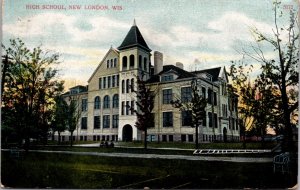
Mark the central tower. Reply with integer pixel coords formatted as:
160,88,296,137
117,20,152,141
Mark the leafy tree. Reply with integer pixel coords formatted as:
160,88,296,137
52,96,68,144
171,78,207,149
1,38,64,149
131,76,155,150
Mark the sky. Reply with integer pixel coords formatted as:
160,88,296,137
2,0,298,90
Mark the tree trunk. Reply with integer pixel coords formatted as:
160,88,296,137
70,131,73,147
58,132,61,145
195,124,199,149
144,129,148,150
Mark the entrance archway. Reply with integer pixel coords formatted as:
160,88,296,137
122,124,133,142
223,127,227,142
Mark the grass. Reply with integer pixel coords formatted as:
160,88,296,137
1,151,297,189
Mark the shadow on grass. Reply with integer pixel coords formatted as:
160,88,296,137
1,151,297,189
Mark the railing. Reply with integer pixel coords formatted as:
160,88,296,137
193,149,271,155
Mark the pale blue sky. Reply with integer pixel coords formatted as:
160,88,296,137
2,0,297,88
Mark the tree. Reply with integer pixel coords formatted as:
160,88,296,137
66,96,81,146
131,76,155,150
52,96,68,144
229,60,279,148
171,78,207,149
1,38,64,150
243,0,298,151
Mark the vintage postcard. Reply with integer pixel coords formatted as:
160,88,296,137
1,0,298,189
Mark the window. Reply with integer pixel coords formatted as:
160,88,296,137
112,75,116,87
202,87,206,99
110,59,113,68
126,101,129,115
214,113,218,128
94,96,100,109
121,101,124,115
208,112,212,127
162,135,167,142
162,75,174,82
214,92,217,105
169,135,173,142
114,58,117,67
131,78,134,92
108,76,111,88
103,77,106,88
208,89,212,104
122,80,125,93
139,55,142,69
103,95,110,109
163,112,173,127
82,99,87,111
163,89,172,104
126,79,130,93
131,101,134,115
188,134,193,142
99,78,102,89
112,115,119,128
144,57,147,71
81,117,87,129
103,115,110,128
112,94,119,108
149,113,155,127
107,60,109,68
117,75,119,86
122,56,127,70
181,134,186,142
94,116,100,129
182,110,192,126
129,54,135,68
181,87,192,103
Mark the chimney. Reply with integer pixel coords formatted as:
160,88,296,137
176,62,184,70
154,51,163,74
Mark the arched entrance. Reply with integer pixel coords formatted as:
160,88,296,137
122,124,133,142
223,127,227,142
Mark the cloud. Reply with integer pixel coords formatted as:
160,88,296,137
3,13,129,44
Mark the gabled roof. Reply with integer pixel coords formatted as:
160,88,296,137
87,47,119,83
118,22,151,52
147,65,195,83
192,67,221,81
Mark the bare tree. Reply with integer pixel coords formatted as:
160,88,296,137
171,78,207,149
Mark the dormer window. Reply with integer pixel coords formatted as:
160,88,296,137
162,75,174,82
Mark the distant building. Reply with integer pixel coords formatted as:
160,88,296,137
58,21,239,143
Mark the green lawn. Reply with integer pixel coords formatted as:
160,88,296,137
1,151,297,189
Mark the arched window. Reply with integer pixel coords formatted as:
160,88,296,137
122,56,127,70
107,60,110,68
110,59,113,68
126,79,130,93
131,78,134,92
130,54,135,68
139,55,142,69
103,95,110,109
122,80,125,93
144,57,147,71
112,94,119,108
94,96,100,109
114,58,117,67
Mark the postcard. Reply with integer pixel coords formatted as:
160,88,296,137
1,0,298,189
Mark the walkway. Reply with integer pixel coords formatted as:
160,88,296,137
2,149,273,163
